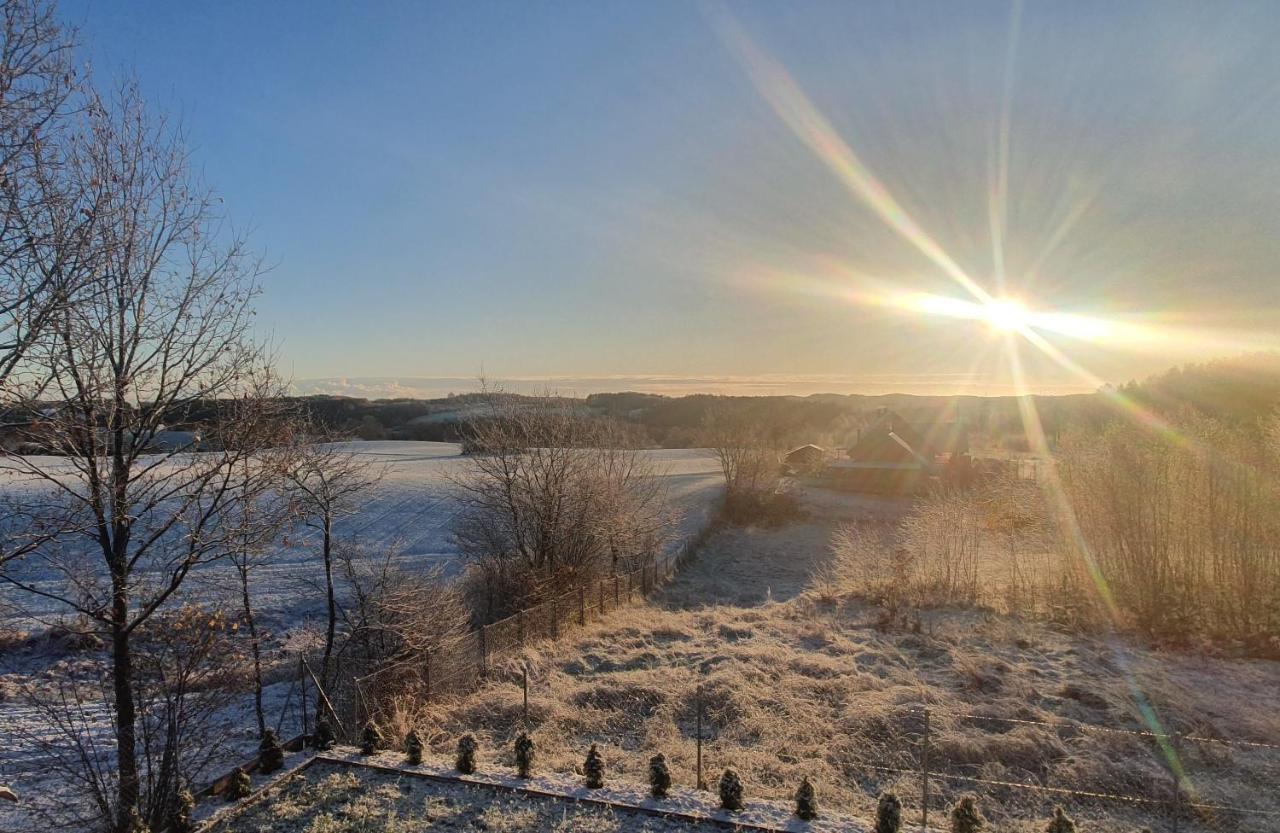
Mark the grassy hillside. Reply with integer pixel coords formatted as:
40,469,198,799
423,489,1280,833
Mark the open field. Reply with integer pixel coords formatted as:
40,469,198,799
0,442,722,830
425,487,1280,833
0,442,722,631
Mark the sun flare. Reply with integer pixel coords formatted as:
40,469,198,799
983,298,1030,332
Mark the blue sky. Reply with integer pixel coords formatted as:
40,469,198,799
62,1,1280,396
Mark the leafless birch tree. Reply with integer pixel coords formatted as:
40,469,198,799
0,81,276,833
283,422,386,685
453,393,672,620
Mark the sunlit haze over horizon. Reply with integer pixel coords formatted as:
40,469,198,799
65,0,1280,398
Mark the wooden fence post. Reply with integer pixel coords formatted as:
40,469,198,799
298,656,309,740
921,707,931,831
579,586,586,626
598,580,605,616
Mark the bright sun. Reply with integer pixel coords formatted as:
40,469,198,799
983,298,1030,332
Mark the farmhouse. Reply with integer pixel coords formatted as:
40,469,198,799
824,409,970,494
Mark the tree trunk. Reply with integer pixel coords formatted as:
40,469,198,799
111,583,139,833
238,562,266,736
321,516,336,686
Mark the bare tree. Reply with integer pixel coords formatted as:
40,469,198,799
0,0,93,393
283,422,386,685
336,543,468,672
212,379,298,737
453,392,672,620
701,402,783,519
0,81,274,833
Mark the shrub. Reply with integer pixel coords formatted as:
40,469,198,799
360,721,383,755
1045,806,1077,833
169,787,196,833
648,753,672,798
258,728,285,774
225,769,251,801
950,796,985,833
875,792,902,833
124,806,151,833
456,734,478,774
514,732,534,778
718,768,744,812
405,728,424,765
794,776,818,820
311,717,336,751
583,744,605,788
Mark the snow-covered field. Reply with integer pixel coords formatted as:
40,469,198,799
0,442,722,632
0,442,723,829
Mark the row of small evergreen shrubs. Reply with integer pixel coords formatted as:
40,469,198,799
325,720,1080,832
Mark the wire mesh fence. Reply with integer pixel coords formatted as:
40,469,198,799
319,536,704,738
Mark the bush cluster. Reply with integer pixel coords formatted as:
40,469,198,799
405,728,423,765
583,744,605,789
259,728,285,773
456,734,478,774
648,753,671,798
718,767,744,812
514,732,535,778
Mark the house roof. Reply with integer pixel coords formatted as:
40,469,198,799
849,410,968,463
785,444,825,459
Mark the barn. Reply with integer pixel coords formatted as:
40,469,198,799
783,444,826,474
823,410,970,494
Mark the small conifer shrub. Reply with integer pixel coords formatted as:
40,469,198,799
794,776,818,820
259,728,285,773
311,717,336,751
1045,806,1077,833
169,787,196,833
648,753,672,798
124,806,150,833
405,728,424,765
950,795,985,833
360,721,383,755
514,732,534,778
718,768,744,812
225,769,251,801
456,734,478,774
875,792,903,833
583,744,605,788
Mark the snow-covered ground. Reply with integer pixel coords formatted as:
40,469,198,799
0,442,723,829
0,442,722,632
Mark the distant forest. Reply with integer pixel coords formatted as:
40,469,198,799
252,352,1280,451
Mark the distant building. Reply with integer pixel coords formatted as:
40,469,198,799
783,444,826,474
823,410,970,494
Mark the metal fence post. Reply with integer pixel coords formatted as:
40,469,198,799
599,580,605,616
921,708,931,831
479,625,488,678
579,586,586,626
523,664,529,727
